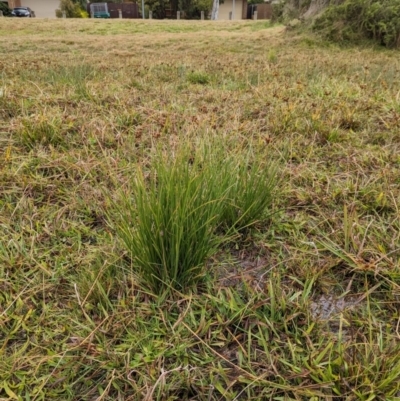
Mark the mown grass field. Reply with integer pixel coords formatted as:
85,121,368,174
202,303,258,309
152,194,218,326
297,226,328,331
1,18,400,400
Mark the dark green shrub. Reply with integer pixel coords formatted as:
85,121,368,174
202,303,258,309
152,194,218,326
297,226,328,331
313,0,400,48
0,2,11,16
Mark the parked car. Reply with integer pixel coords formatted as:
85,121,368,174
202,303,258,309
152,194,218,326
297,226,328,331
11,7,35,17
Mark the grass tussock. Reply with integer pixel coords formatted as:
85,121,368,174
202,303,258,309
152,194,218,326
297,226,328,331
0,19,400,400
112,145,224,295
112,141,278,295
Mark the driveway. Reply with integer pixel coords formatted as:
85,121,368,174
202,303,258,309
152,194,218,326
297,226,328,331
22,0,59,18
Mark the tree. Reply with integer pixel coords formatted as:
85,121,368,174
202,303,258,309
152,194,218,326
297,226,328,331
71,0,87,8
303,0,332,19
145,0,212,19
143,0,168,18
0,2,11,16
211,0,219,19
180,0,212,18
56,0,83,17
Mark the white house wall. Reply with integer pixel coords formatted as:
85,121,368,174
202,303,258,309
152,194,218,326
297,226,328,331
22,0,59,17
218,0,244,20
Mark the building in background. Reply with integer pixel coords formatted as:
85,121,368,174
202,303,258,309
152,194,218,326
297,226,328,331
218,0,248,20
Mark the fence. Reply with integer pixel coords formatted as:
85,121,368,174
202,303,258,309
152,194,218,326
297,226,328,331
108,2,139,18
248,3,272,19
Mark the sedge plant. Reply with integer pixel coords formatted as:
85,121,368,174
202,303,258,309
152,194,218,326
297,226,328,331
113,145,227,295
112,140,279,296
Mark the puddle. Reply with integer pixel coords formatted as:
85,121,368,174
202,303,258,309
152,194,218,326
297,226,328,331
310,294,360,320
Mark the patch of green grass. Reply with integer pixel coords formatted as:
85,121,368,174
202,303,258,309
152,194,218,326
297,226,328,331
16,115,66,149
267,48,277,63
186,70,211,85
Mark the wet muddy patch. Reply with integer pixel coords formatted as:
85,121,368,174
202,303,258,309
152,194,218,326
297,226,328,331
310,294,360,320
